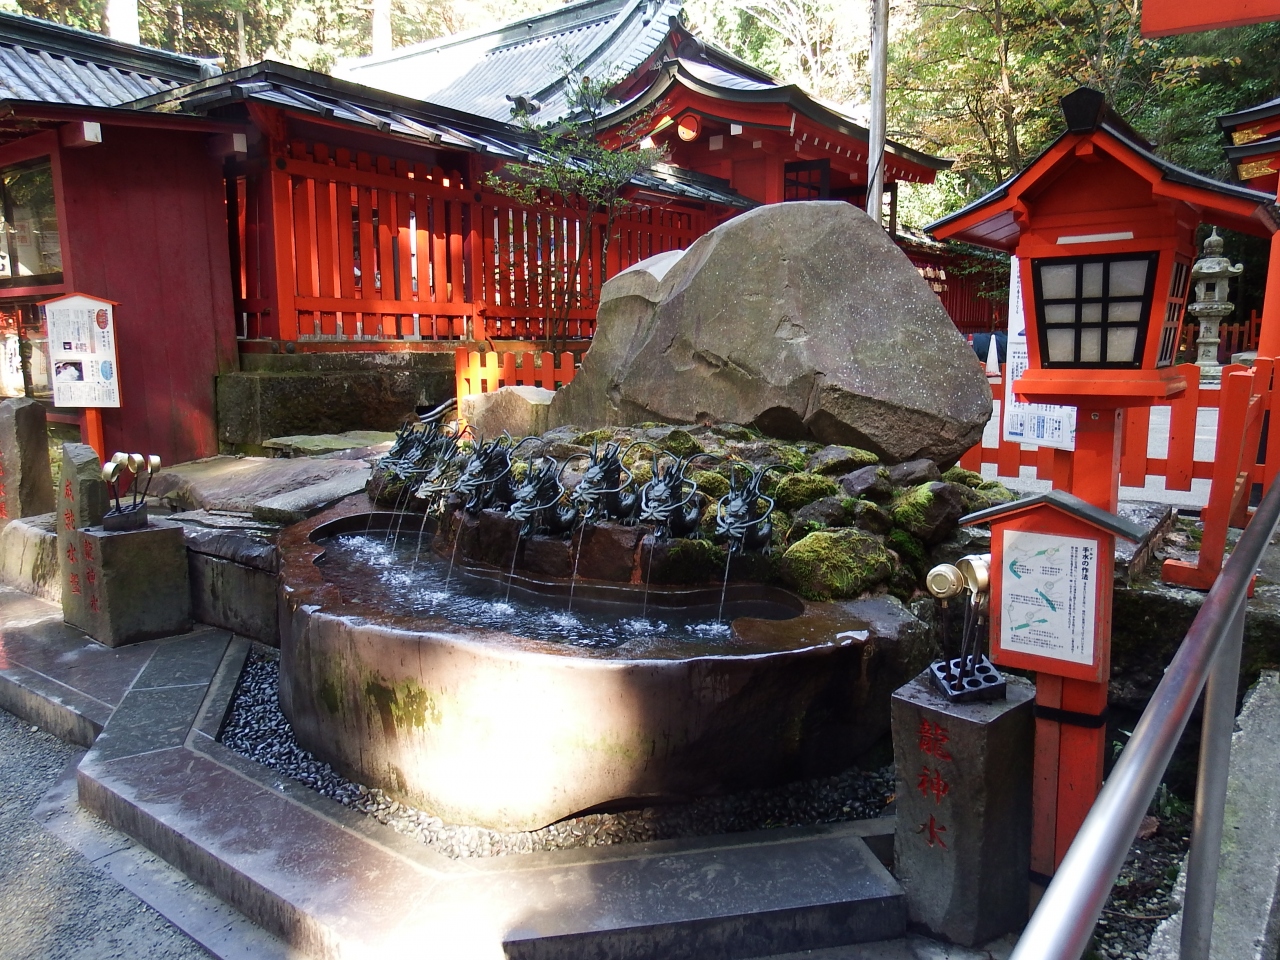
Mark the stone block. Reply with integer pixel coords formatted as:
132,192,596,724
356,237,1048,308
188,552,278,645
57,443,107,628
64,520,192,647
0,397,53,519
251,469,372,524
892,670,1035,946
0,513,60,601
460,385,555,440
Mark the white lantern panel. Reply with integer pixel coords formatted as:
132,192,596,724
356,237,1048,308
1108,301,1143,324
1045,304,1075,324
1046,328,1076,363
1081,302,1103,324
1041,264,1077,299
1107,326,1139,363
1110,259,1149,297
1082,262,1104,298
1079,328,1102,362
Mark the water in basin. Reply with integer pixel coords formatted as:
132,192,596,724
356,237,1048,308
315,531,803,656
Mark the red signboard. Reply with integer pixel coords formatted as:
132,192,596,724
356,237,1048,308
1141,0,1280,36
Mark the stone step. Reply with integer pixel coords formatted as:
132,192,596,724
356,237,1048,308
74,634,906,960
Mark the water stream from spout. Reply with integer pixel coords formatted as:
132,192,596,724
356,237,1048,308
385,482,412,544
641,532,656,619
504,533,523,603
443,516,463,592
716,548,733,625
410,506,433,574
566,521,588,615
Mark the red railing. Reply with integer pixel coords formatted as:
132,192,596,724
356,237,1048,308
231,136,703,345
961,361,1277,588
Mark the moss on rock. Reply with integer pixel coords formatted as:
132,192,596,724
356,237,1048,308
942,466,985,488
807,445,881,475
660,429,703,457
572,428,616,447
691,469,730,500
976,479,1016,506
779,529,894,601
887,528,927,578
773,471,839,512
627,459,653,486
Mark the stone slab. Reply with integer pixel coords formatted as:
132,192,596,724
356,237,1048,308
1150,670,1280,960
262,430,396,458
892,672,1035,946
35,754,294,960
0,511,60,601
148,455,369,513
66,520,192,647
0,396,54,518
461,385,555,440
169,510,280,571
0,585,159,744
74,635,908,960
250,469,372,524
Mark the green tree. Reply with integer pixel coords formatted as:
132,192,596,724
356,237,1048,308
487,61,667,352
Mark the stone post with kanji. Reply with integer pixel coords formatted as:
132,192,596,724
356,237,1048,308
0,397,54,520
892,670,1035,946
58,441,190,646
58,442,107,628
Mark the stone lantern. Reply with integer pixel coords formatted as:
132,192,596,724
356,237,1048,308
1187,228,1242,378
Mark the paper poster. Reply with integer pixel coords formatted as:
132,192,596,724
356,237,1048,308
42,295,120,408
1003,255,1076,450
1000,529,1098,667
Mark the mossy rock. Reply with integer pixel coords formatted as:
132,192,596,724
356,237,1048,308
773,472,839,512
647,536,727,584
660,429,704,457
773,444,809,473
889,481,969,545
807,445,880,475
887,528,927,578
691,469,730,500
941,466,985,488
975,479,1016,507
709,423,756,441
779,529,894,601
628,459,654,486
571,428,616,448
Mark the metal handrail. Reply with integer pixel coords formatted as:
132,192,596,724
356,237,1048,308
1009,477,1280,960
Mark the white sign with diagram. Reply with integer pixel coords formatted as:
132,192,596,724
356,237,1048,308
1000,528,1098,666
1003,255,1077,450
42,294,120,408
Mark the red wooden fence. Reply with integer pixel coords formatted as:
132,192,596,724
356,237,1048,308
231,136,703,346
960,361,1279,588
455,348,578,400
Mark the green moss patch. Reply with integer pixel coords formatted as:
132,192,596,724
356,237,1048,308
660,429,704,457
773,471,839,512
779,529,894,601
690,469,729,500
942,466,985,488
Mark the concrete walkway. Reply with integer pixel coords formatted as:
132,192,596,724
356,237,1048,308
0,709,209,960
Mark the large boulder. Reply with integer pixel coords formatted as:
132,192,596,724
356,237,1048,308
548,202,991,464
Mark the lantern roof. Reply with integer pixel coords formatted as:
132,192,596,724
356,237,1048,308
960,489,1147,541
928,87,1279,250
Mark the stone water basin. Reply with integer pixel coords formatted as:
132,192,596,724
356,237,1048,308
278,495,936,832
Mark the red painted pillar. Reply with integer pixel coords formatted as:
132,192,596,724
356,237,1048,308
1256,229,1280,360
1032,404,1122,883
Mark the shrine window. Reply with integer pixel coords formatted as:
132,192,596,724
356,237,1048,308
1031,253,1158,367
0,158,62,288
784,159,830,201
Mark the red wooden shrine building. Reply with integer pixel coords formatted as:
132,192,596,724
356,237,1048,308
0,1,997,464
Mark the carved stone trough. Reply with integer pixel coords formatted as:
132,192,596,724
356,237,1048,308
277,495,934,832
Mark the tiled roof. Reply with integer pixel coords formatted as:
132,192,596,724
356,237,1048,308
129,62,756,209
0,11,212,107
337,0,682,124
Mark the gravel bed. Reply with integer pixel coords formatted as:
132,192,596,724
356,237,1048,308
1092,810,1191,960
221,646,895,860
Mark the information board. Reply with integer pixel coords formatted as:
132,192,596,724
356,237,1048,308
999,528,1098,667
1003,255,1076,450
41,295,120,408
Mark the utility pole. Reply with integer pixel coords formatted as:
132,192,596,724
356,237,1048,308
105,0,140,45
372,0,392,57
866,0,889,226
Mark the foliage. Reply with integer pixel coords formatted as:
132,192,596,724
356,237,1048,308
485,57,667,351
